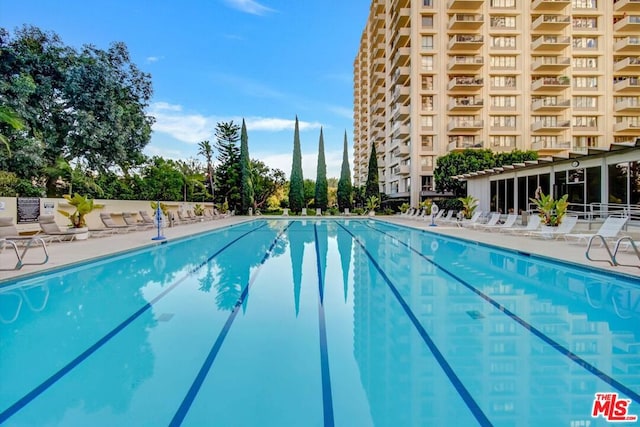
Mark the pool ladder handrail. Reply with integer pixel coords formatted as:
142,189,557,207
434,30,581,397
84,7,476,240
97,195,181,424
0,237,50,271
585,234,640,268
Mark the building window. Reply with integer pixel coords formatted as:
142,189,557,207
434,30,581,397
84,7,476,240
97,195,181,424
421,95,434,111
490,135,516,148
572,0,597,9
421,56,434,71
421,35,434,50
490,75,517,88
490,0,516,8
574,76,598,88
609,162,640,205
423,0,433,7
421,15,434,28
421,135,434,150
572,116,597,127
490,115,516,128
572,56,597,69
573,96,598,109
572,16,597,29
573,136,598,149
491,36,516,48
490,15,516,28
420,116,433,131
573,37,597,49
421,75,434,90
491,95,516,107
490,55,517,69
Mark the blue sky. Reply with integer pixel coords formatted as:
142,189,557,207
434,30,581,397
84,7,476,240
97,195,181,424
0,0,370,178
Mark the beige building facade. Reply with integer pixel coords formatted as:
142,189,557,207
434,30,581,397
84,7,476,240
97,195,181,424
353,0,640,207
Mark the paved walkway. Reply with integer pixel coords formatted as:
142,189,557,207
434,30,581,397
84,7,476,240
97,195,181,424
1,215,639,284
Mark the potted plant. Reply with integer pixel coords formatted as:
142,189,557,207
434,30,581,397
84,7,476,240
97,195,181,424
529,191,569,227
399,202,410,214
458,195,479,220
420,198,433,215
57,193,103,239
366,195,380,216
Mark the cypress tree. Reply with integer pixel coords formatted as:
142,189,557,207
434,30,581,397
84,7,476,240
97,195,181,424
365,142,379,200
288,116,305,213
240,119,254,214
314,127,328,210
337,130,352,210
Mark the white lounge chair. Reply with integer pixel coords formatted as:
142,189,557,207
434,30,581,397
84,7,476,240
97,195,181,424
343,208,350,216
282,208,289,216
480,213,518,231
301,208,307,216
563,216,628,245
500,214,541,234
472,212,501,229
527,215,578,240
316,208,322,216
459,211,483,228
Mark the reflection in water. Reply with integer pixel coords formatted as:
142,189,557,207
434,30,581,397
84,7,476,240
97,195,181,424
336,222,353,303
349,221,640,426
315,222,328,303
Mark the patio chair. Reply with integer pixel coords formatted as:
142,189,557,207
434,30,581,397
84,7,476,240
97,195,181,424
471,212,501,230
301,208,307,216
480,213,518,231
436,210,456,224
459,211,483,228
139,210,157,226
316,208,322,216
123,212,155,230
563,216,628,245
37,215,84,241
526,215,578,240
500,214,541,234
282,208,289,216
176,211,196,224
99,213,137,233
343,208,350,216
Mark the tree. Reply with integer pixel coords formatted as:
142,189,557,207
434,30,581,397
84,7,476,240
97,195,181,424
197,140,215,203
214,121,241,210
139,157,184,201
288,116,304,213
337,131,352,211
0,26,154,195
303,179,315,207
239,119,254,214
250,159,286,209
314,127,328,210
365,143,379,200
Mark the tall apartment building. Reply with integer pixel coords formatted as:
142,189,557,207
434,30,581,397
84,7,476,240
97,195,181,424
353,0,640,206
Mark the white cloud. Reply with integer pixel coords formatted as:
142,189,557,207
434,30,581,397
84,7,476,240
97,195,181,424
223,0,275,15
246,117,322,132
146,56,163,63
327,105,353,120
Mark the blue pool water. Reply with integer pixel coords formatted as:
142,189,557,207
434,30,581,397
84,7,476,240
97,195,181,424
1,219,639,426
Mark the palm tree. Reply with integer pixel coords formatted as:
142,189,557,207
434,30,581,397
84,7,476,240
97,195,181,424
198,140,215,204
0,105,24,156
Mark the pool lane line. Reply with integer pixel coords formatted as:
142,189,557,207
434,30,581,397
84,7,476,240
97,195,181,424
313,224,335,427
169,222,293,427
361,221,640,405
335,222,492,427
0,222,271,424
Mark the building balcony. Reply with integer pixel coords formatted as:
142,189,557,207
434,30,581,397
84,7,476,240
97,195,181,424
394,7,411,27
373,57,385,72
531,98,570,111
372,115,384,128
392,47,411,67
448,97,484,111
531,0,570,11
448,35,484,50
392,105,410,120
614,16,640,32
614,56,640,72
448,56,484,71
391,164,411,176
447,119,484,131
531,56,571,72
531,14,570,31
392,144,411,157
614,37,640,52
373,71,385,85
393,125,410,138
531,36,571,51
373,101,385,113
447,0,484,10
393,66,410,85
448,14,484,30
392,27,410,48
447,76,483,91
531,77,570,91
530,120,571,131
614,98,640,112
614,78,640,92
614,120,640,131
393,85,410,101
447,140,484,151
614,0,640,12
531,140,570,151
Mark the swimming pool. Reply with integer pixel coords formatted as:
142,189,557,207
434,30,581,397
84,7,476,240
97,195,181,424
1,218,639,426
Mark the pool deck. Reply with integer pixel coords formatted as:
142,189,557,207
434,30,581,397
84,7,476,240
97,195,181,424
1,215,639,283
